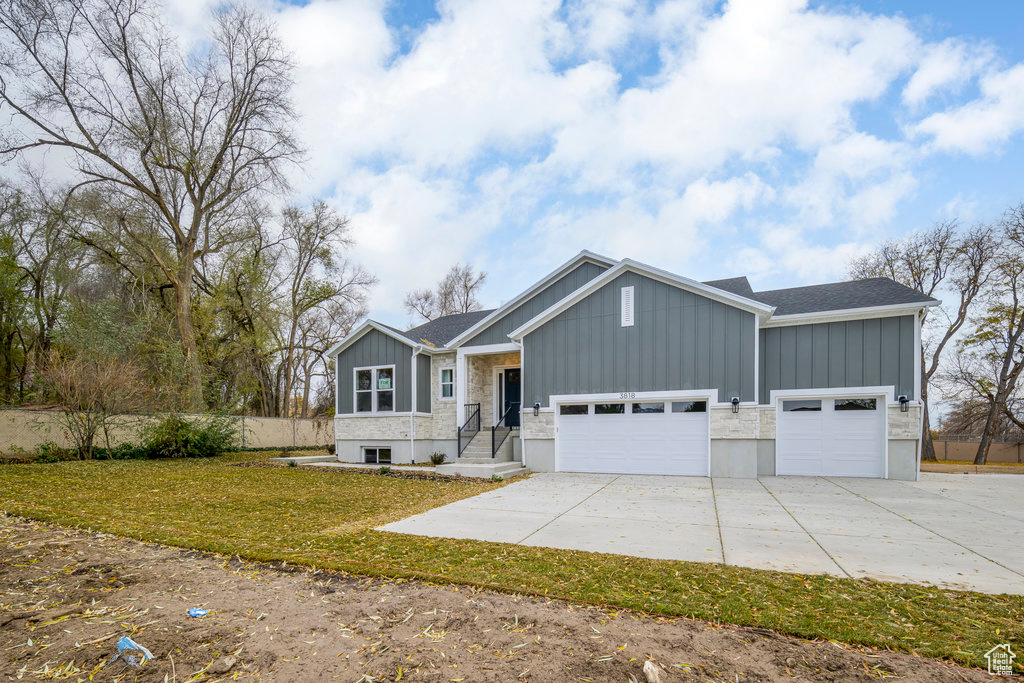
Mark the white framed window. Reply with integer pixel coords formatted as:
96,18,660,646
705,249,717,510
621,286,634,327
439,367,455,400
363,447,391,464
354,365,395,413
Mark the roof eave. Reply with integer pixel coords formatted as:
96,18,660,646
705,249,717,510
327,319,423,358
446,250,618,348
508,259,775,341
761,300,940,328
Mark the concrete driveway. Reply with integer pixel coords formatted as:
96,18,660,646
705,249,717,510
380,473,1024,594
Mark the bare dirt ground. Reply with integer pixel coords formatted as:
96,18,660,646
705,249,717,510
1,515,991,682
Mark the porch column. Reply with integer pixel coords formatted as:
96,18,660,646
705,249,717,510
456,348,467,427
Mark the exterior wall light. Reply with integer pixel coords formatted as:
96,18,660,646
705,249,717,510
533,402,541,417
730,396,740,413
898,395,909,413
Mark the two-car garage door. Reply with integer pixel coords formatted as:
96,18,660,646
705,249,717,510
776,396,886,478
556,399,709,476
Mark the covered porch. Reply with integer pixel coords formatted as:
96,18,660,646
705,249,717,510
454,345,522,462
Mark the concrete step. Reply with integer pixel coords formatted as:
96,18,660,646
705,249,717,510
458,456,514,464
435,461,529,479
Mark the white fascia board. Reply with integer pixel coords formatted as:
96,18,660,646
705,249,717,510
446,250,618,348
326,320,426,358
509,259,775,341
761,301,940,328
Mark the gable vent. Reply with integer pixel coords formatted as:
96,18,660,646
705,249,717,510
621,286,634,327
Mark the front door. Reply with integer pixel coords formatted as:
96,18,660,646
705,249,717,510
503,368,521,427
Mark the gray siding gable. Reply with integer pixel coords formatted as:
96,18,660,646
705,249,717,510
523,271,756,407
335,328,415,414
464,261,609,347
758,315,916,403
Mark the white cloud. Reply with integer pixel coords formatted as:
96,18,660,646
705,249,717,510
902,39,992,108
911,64,1024,155
26,0,1024,318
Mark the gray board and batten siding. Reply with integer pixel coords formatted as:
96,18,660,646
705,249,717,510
463,261,609,346
758,315,916,404
336,329,415,414
416,353,431,413
522,271,757,407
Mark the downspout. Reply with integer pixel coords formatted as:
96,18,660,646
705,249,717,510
410,346,420,464
514,338,525,469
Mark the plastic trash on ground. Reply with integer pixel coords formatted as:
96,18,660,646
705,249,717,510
108,635,154,671
188,607,208,617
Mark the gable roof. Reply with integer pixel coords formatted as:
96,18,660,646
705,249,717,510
703,276,754,298
509,259,776,341
404,309,495,348
446,250,618,348
326,319,421,359
753,278,939,316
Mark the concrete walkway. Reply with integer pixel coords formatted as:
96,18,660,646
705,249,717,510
379,472,1024,594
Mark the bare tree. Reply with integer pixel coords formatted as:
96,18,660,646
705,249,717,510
848,222,997,461
404,263,487,322
38,351,147,458
274,201,374,416
948,206,1024,464
0,0,301,409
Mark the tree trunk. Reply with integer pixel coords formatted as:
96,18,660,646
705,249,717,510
974,397,1001,465
173,253,204,411
921,402,937,461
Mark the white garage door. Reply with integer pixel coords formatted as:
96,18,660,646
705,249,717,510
557,399,709,476
776,397,886,477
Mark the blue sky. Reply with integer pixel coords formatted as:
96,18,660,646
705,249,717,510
242,0,1024,327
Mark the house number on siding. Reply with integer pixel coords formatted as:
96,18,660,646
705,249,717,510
619,392,635,399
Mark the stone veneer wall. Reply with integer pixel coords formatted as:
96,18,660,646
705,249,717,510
430,352,457,440
467,352,520,429
521,410,554,439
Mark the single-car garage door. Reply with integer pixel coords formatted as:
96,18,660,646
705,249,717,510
556,399,709,476
776,396,886,477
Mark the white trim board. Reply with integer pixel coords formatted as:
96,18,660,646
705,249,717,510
447,250,618,348
327,319,425,358
509,259,775,341
761,302,938,328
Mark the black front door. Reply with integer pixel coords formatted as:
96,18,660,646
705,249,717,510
503,368,521,427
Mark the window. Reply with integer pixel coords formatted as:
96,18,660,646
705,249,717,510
783,400,821,412
559,404,588,416
595,403,625,414
363,447,391,464
671,400,707,413
632,402,665,414
440,367,454,399
835,398,876,411
354,366,395,413
621,286,634,327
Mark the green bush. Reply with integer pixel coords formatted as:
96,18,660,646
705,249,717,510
93,443,150,461
142,414,237,459
379,465,391,474
34,442,69,463
429,451,447,465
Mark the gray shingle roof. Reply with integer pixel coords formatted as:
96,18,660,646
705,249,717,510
751,278,938,316
703,276,755,298
404,309,495,347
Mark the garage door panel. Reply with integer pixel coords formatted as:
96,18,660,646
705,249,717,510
558,400,708,476
777,396,885,478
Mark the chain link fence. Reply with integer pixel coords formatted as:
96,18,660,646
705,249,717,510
0,409,333,454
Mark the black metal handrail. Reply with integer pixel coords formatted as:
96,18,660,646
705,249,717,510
491,401,520,458
457,403,481,456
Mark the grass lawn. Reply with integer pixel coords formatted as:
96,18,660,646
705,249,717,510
1,453,1021,672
